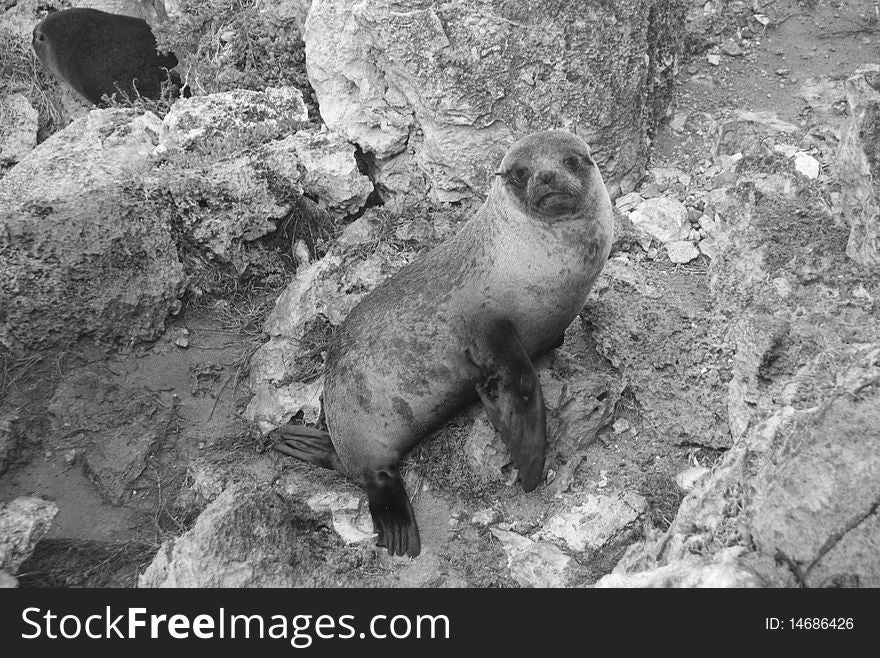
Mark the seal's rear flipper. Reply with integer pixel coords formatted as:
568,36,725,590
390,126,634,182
468,318,547,492
275,424,342,471
366,468,421,558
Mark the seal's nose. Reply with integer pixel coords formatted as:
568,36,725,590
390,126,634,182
32,27,44,46
536,169,557,185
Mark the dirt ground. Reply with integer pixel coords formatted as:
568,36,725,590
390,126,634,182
2,0,877,586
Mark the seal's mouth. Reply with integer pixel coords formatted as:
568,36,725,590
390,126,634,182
530,188,580,216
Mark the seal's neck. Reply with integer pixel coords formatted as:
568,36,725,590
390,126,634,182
482,179,595,248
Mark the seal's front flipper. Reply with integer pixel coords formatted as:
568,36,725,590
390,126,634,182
275,424,342,471
365,468,421,558
468,318,547,492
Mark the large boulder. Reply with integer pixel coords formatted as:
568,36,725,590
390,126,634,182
838,65,880,268
149,88,370,274
0,109,185,355
138,484,355,587
305,0,685,203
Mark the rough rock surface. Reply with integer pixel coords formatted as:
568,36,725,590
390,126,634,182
837,65,880,268
595,547,769,587
0,93,38,165
490,528,572,588
0,497,59,575
539,491,646,553
160,86,309,152
604,129,880,587
629,197,690,249
305,0,685,202
0,109,185,355
138,484,353,587
147,127,370,272
665,239,700,263
713,110,799,158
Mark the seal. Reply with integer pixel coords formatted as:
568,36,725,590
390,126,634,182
32,8,182,106
277,130,614,557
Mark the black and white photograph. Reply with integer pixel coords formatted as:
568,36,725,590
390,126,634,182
0,0,877,646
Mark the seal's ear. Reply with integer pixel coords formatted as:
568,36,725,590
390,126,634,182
467,318,547,491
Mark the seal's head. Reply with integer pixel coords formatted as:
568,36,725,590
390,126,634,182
32,15,63,81
495,130,600,221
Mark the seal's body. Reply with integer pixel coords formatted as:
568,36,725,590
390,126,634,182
278,130,613,557
32,8,181,106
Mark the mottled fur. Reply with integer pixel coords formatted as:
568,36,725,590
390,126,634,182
280,130,614,557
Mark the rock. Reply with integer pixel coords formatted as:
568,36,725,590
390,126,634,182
160,86,309,152
793,152,821,179
650,167,685,191
609,175,880,587
665,240,700,264
471,507,500,526
798,75,849,138
675,465,710,492
707,52,720,66
0,109,185,355
669,110,689,132
138,485,350,587
727,315,791,441
305,0,685,202
698,214,718,235
305,491,375,545
713,110,799,159
286,129,374,217
639,182,661,198
0,414,18,476
539,491,646,552
629,197,690,249
711,171,738,188
749,387,880,587
614,191,644,213
595,548,766,587
490,528,573,587
0,93,38,164
837,65,880,268
721,38,744,57
0,497,59,575
146,125,370,272
612,418,631,434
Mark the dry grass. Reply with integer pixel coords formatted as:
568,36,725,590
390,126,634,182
0,29,64,140
15,538,158,588
100,71,185,118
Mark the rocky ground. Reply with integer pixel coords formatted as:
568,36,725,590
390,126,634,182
1,0,878,587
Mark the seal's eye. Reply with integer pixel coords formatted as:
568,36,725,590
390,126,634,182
563,156,581,171
511,167,529,184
